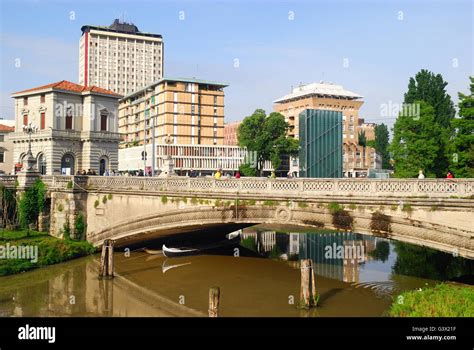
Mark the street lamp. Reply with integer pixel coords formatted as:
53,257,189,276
22,123,38,172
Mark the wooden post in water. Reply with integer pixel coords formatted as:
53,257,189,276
310,259,318,306
107,240,115,277
208,287,220,317
300,259,311,308
99,239,109,277
300,258,318,308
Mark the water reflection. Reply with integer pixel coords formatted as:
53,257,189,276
0,226,472,317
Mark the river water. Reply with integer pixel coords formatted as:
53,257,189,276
1,225,472,317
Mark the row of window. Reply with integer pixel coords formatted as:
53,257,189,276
21,114,109,131
23,94,45,106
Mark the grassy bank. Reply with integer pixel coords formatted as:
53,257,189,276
390,283,474,317
0,230,96,276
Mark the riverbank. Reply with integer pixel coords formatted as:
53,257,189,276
390,283,474,317
0,230,96,276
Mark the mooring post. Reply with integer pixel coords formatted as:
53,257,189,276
208,287,220,317
99,239,109,277
300,259,311,308
107,240,115,278
310,259,318,306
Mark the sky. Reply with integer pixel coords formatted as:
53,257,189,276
0,0,472,131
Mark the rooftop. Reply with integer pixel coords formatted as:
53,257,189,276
273,82,363,103
122,77,229,100
0,124,15,132
11,80,123,98
81,19,162,39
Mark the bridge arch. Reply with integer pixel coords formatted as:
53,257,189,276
87,202,473,259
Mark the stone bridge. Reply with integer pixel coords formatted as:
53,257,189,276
2,175,474,259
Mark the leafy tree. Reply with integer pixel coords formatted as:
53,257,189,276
238,109,299,176
450,77,474,177
390,101,443,177
373,123,391,169
404,69,455,128
18,179,46,230
238,163,257,177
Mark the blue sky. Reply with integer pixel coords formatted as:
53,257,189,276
0,0,472,129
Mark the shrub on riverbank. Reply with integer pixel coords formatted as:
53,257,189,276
390,283,474,317
0,230,96,276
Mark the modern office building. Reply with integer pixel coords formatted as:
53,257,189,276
118,77,227,148
274,82,379,177
79,19,163,95
118,143,272,175
299,109,343,178
10,80,122,175
223,121,241,146
0,122,15,174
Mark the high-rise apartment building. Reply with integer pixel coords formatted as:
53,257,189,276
223,121,241,146
79,19,163,96
119,77,227,147
274,82,380,177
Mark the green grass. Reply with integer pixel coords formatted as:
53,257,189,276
0,230,96,276
263,200,278,206
390,283,474,317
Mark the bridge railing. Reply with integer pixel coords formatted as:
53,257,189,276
0,175,472,198
83,176,474,198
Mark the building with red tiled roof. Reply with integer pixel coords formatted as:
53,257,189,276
0,122,15,174
10,80,122,175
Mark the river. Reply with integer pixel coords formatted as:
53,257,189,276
0,225,472,317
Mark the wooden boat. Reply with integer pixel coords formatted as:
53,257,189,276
144,248,163,255
162,236,240,258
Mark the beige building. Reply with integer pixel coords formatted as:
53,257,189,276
10,80,122,175
0,122,15,174
79,19,163,96
223,121,241,146
273,82,380,177
119,77,227,147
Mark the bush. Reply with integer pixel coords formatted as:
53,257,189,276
390,284,474,317
75,213,86,240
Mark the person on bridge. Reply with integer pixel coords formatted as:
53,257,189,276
214,169,222,180
418,170,425,179
447,170,455,179
235,171,241,179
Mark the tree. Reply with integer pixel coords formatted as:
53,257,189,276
18,179,46,230
450,77,474,177
392,70,455,177
390,101,443,178
404,69,455,128
238,109,299,176
374,123,391,169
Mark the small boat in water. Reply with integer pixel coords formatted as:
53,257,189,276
162,236,240,258
144,248,163,255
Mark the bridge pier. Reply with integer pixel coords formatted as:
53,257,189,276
49,191,87,240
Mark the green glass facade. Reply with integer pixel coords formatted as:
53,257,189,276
299,109,343,178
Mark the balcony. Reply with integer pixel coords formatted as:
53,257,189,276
10,129,122,143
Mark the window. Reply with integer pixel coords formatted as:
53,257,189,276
40,112,45,130
0,135,4,142
100,113,107,131
23,97,28,106
23,115,28,126
40,94,45,103
65,109,73,130
0,152,4,163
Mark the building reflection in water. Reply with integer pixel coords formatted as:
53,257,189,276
242,229,379,283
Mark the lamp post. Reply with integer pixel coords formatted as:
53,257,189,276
22,123,38,172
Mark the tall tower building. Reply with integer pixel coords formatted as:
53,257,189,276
79,19,163,96
274,82,380,177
